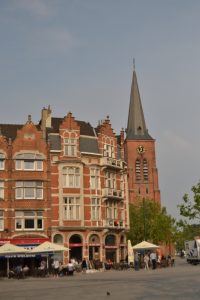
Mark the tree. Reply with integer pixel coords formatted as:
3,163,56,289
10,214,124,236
127,199,176,246
178,181,200,221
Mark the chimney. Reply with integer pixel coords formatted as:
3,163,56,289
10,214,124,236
41,106,52,139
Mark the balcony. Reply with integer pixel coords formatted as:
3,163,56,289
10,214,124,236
102,188,124,200
100,157,123,169
103,219,125,228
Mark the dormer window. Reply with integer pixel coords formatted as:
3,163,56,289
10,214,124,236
15,153,44,171
0,153,5,170
64,138,77,157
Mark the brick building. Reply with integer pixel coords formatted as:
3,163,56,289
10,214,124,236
0,112,129,263
125,68,160,204
0,68,160,263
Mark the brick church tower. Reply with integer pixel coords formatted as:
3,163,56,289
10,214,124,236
125,67,160,204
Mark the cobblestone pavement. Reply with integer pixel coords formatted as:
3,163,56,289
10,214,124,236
1,258,200,300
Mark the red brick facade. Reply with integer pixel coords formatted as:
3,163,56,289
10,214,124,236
0,69,160,263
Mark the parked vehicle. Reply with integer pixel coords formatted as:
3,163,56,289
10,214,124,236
185,239,200,264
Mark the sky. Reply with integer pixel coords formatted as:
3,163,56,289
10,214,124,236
1,0,200,219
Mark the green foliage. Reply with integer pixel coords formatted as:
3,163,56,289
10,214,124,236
127,199,176,245
178,181,200,221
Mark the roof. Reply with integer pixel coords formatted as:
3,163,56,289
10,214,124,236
126,70,153,140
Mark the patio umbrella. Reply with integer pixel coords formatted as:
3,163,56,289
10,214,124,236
31,241,69,253
132,241,159,250
0,243,29,276
127,240,134,264
31,242,69,269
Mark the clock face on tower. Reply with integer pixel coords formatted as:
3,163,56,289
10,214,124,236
137,145,145,154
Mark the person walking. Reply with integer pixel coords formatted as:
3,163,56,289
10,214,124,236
81,258,87,273
144,253,150,270
134,251,140,271
150,251,157,270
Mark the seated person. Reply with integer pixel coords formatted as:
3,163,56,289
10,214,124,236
22,265,30,276
15,265,23,279
8,269,15,279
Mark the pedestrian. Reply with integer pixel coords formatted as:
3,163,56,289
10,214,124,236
134,251,139,271
144,253,150,270
52,258,60,277
150,251,157,269
81,258,87,273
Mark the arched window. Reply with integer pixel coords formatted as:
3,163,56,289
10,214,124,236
105,235,116,246
15,153,44,171
53,234,63,244
143,159,148,182
135,159,141,181
62,167,80,188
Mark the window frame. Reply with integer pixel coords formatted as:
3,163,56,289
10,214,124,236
15,211,43,231
91,198,100,220
63,196,80,220
64,138,77,157
0,210,4,231
15,181,43,200
62,167,80,188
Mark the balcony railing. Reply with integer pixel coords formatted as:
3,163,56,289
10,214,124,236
103,219,124,228
101,157,123,169
102,188,124,199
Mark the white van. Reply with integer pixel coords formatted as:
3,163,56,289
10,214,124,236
185,239,200,264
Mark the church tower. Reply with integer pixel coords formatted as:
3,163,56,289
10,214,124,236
125,67,160,204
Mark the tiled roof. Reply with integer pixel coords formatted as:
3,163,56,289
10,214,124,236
49,118,95,136
0,124,23,140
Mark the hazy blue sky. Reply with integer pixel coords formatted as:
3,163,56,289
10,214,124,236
1,0,200,219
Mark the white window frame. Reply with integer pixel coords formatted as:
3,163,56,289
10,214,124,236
15,153,43,171
106,200,118,220
64,138,77,157
0,153,5,170
62,167,80,188
91,198,100,220
105,172,116,189
63,197,80,220
103,144,114,158
15,181,43,199
0,181,4,200
15,211,43,231
90,168,100,189
0,210,4,231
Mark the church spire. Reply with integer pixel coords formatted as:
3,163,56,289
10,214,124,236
126,67,153,140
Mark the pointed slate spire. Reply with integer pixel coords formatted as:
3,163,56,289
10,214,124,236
126,66,153,140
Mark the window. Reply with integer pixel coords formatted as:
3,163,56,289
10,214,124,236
106,200,118,220
91,198,100,220
0,211,4,231
103,144,114,158
15,153,43,171
135,159,141,181
105,172,116,189
62,167,80,188
120,202,124,221
15,181,43,199
90,168,100,189
64,138,77,156
143,159,148,181
63,197,80,220
15,211,43,231
0,153,5,170
0,181,4,199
